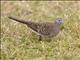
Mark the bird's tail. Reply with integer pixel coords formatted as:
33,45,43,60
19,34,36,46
8,16,29,24
8,16,38,32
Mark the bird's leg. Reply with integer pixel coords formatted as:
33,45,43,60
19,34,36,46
39,35,42,41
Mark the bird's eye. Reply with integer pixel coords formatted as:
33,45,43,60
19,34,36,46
59,20,61,21
58,20,61,22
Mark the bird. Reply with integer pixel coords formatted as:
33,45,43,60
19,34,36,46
8,16,63,41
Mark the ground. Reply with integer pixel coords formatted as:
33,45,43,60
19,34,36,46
1,1,80,60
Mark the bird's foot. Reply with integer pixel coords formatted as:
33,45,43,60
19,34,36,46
38,35,42,41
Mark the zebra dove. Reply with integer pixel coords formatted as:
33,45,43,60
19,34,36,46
8,16,63,40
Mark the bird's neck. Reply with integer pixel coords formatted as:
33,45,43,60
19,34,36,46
54,22,61,27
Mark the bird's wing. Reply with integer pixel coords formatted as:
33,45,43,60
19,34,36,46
37,22,60,37
37,23,53,36
26,21,39,32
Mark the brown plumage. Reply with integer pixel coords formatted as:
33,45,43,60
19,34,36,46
8,16,63,40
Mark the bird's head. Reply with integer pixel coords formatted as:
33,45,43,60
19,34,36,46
55,18,63,25
54,18,65,30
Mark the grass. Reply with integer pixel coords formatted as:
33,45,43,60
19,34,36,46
1,1,80,60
